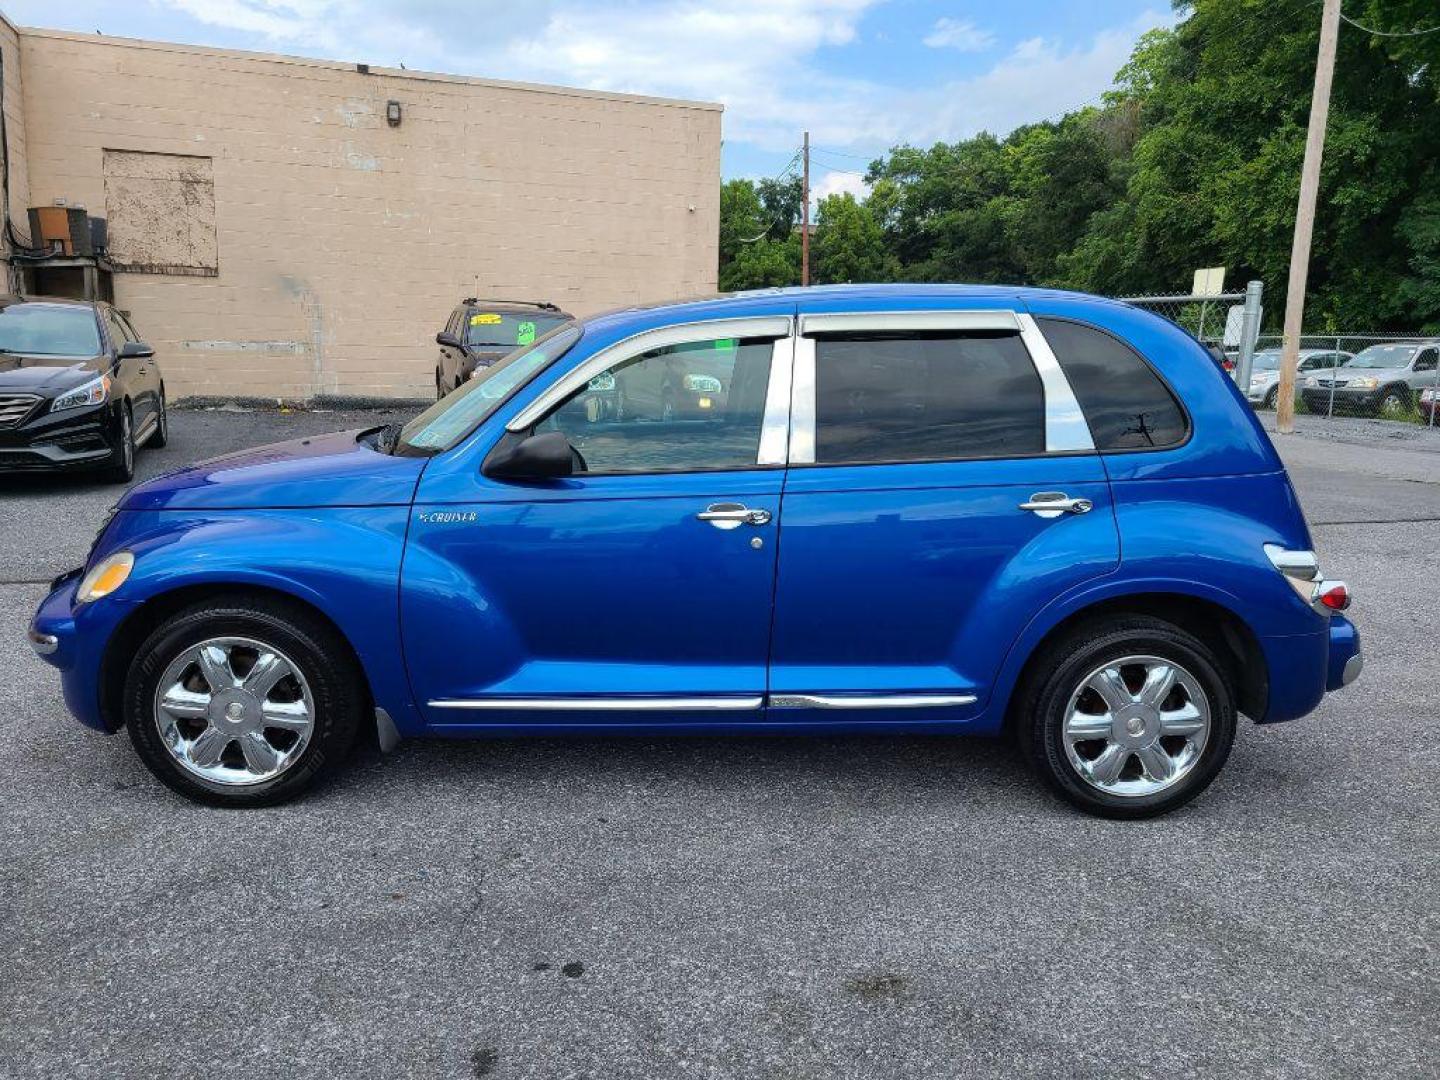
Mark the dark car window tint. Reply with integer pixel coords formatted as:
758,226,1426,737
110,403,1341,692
1416,349,1438,373
105,310,133,347
538,338,774,473
812,333,1043,464
1038,318,1187,451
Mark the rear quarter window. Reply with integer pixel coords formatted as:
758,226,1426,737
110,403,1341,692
1038,317,1188,451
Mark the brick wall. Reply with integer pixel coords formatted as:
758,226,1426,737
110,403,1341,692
13,26,721,401
0,12,30,289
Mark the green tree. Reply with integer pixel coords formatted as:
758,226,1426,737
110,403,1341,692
813,193,892,284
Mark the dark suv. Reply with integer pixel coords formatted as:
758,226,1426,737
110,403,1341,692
433,298,572,398
0,296,166,483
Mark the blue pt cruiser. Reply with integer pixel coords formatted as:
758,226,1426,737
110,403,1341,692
29,285,1362,817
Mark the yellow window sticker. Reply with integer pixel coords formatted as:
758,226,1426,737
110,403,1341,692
470,312,502,326
516,321,536,345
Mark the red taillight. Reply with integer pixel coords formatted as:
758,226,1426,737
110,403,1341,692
1318,582,1350,611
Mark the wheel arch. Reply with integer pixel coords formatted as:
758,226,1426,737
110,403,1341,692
998,589,1267,732
96,581,375,734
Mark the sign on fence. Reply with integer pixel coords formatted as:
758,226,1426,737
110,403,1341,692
1192,266,1226,297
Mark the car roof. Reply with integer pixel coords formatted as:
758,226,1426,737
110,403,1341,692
458,298,569,314
579,283,1132,340
0,294,98,310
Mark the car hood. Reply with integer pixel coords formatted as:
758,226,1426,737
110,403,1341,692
121,428,429,511
0,354,105,391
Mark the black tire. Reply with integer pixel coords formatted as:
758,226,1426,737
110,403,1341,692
101,402,135,484
1378,386,1410,417
123,595,365,807
148,386,169,448
1015,615,1237,819
1262,385,1279,411
436,370,445,400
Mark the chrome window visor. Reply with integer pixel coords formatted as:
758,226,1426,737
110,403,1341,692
506,315,794,434
787,309,1095,464
798,310,1021,335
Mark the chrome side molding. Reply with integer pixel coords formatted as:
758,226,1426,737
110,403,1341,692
428,696,766,711
428,693,976,711
769,693,978,709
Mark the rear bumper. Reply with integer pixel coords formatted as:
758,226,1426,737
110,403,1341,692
1257,614,1361,723
1325,614,1362,692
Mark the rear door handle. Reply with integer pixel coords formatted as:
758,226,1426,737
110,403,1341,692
698,502,772,529
1019,492,1093,519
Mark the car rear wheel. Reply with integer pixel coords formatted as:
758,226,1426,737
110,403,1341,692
1262,385,1279,411
123,596,364,807
100,402,135,484
1016,615,1237,819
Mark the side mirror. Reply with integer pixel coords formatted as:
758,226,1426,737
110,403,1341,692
483,431,575,480
118,340,154,360
436,331,462,349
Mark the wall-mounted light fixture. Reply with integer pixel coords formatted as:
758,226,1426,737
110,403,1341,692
386,100,402,127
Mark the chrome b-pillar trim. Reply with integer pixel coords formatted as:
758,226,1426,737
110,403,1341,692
1017,313,1096,453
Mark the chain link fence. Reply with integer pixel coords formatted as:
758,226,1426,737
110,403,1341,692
1119,290,1439,427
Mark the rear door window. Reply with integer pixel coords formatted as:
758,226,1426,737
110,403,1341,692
812,332,1044,464
1038,318,1187,450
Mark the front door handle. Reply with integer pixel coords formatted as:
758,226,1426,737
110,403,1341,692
1019,492,1093,519
698,502,772,530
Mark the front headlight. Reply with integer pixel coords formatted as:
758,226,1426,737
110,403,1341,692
683,374,722,393
75,551,133,603
1305,376,1318,387
1350,376,1379,389
51,374,111,412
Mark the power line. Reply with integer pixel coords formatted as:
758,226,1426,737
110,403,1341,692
1338,9,1440,37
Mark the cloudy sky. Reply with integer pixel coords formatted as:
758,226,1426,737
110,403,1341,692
8,1,1175,197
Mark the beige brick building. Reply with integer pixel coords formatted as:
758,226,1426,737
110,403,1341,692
0,13,722,401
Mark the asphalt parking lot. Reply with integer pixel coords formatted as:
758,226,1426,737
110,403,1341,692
2,407,1436,1079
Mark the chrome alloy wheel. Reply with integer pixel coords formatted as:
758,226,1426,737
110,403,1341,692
153,636,315,786
1061,654,1211,798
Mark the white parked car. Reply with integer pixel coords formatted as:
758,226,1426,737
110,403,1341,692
1245,348,1351,410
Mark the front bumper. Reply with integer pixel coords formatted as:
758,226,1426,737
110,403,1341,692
1300,387,1385,413
0,401,119,471
29,567,135,733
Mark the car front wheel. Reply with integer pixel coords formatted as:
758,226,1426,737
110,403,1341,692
100,402,135,484
1379,387,1410,416
123,596,364,806
1017,615,1237,819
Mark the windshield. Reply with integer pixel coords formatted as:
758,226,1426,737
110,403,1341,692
1347,344,1415,370
0,303,102,356
1251,350,1282,371
397,324,582,454
464,311,568,349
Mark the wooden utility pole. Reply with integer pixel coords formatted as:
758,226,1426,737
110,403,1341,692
801,130,811,287
1276,0,1341,434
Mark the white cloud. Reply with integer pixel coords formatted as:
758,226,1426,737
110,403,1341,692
922,17,995,52
144,1,1174,159
814,168,869,204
